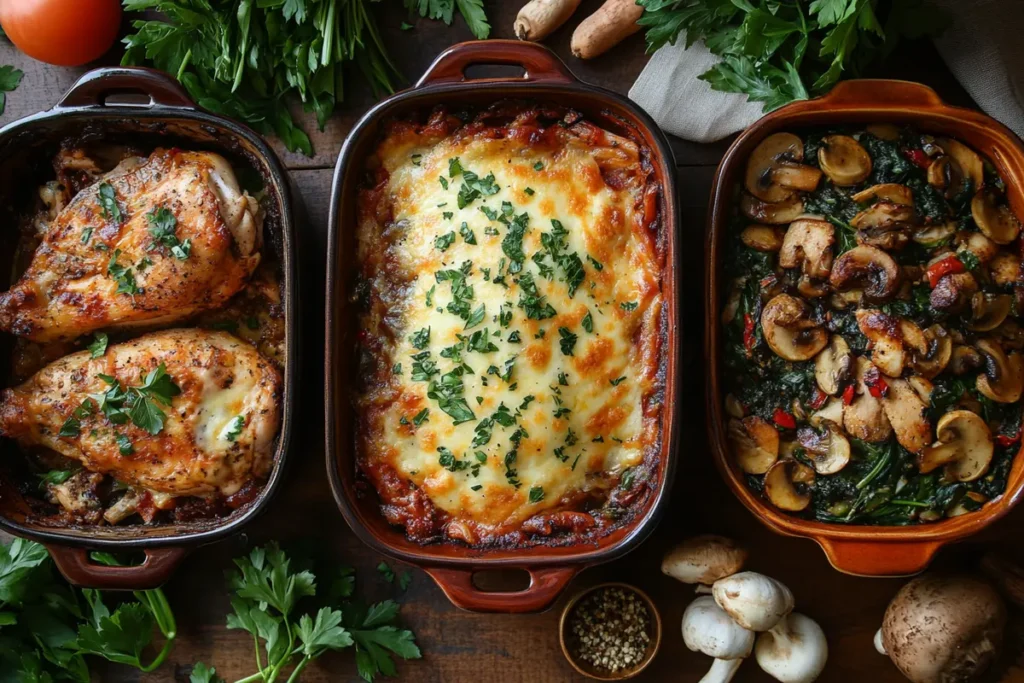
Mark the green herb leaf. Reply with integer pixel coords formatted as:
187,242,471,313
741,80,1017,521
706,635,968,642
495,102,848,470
98,183,123,223
88,333,109,359
0,64,23,116
190,662,225,683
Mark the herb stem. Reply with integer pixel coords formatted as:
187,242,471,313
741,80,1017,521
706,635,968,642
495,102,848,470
890,499,932,507
233,672,267,683
139,636,176,673
285,656,312,683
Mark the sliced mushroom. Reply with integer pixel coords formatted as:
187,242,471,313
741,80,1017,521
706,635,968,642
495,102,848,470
993,320,1024,351
745,133,804,202
855,309,928,377
969,293,1013,332
772,162,823,192
913,324,953,379
760,294,829,362
972,189,1022,244
866,124,900,141
797,420,851,474
957,232,998,264
764,459,814,512
830,245,901,300
741,192,805,225
778,219,835,279
912,221,956,246
843,357,893,443
814,335,853,396
812,397,845,427
918,410,994,481
740,224,786,252
976,338,1024,403
937,137,984,190
908,375,935,403
927,156,966,199
880,377,933,454
930,272,978,314
796,276,830,299
729,416,780,474
818,135,872,186
852,183,913,206
852,201,915,251
989,252,1022,287
950,344,984,375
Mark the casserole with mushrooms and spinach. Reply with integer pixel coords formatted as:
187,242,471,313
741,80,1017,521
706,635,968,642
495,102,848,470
722,125,1024,525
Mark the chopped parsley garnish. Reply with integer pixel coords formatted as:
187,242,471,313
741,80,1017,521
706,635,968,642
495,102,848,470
435,231,456,251
107,249,139,296
465,328,498,353
439,176,449,190
393,363,403,375
59,416,81,437
528,486,544,503
147,206,190,260
425,285,435,307
558,371,569,386
436,266,476,321
524,187,535,196
409,326,431,349
500,213,528,270
87,333,108,358
610,376,627,386
411,153,422,166
620,468,636,490
471,484,483,491
620,301,639,312
437,447,469,472
427,366,476,425
442,211,453,220
464,304,486,330
558,327,577,356
499,305,513,328
540,219,584,297
97,182,123,223
553,406,571,419
517,272,556,320
459,222,477,245
533,161,544,171
519,395,535,411
480,205,498,221
115,433,134,456
508,330,521,343
410,351,438,381
81,226,93,244
449,157,463,177
581,311,593,333
587,254,603,271
224,415,245,441
457,169,500,209
412,408,430,426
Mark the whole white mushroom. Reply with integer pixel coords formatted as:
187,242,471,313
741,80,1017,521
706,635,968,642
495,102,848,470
712,571,795,631
755,612,828,683
662,535,748,587
682,595,755,683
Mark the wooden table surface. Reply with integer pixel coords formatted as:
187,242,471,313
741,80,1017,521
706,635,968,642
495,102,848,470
2,3,1024,682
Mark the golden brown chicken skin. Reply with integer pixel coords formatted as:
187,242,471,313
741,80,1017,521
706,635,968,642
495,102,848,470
0,149,262,342
0,328,280,498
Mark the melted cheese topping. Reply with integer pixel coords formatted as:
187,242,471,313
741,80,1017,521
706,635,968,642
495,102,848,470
357,109,663,545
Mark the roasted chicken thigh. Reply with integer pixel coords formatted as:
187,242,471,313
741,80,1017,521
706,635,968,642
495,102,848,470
0,149,262,342
0,328,280,499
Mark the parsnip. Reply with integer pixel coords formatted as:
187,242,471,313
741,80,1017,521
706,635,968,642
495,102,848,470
514,0,583,41
570,0,644,59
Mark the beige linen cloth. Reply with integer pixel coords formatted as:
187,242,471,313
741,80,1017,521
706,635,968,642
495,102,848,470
628,0,1024,142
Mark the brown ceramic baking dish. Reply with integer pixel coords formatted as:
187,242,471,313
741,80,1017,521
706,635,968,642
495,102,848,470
325,41,679,612
707,79,1024,577
0,67,298,589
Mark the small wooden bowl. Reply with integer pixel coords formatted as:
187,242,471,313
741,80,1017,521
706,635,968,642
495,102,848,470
558,582,662,680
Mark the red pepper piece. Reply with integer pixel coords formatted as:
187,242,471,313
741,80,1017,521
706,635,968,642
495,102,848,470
809,388,828,410
996,434,1019,447
926,254,966,288
866,375,889,398
906,148,931,169
842,384,856,405
743,313,756,353
772,408,796,430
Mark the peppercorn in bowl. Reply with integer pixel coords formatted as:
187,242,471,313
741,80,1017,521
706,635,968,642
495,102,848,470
707,79,1024,576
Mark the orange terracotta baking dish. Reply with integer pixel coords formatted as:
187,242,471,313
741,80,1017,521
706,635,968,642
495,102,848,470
706,79,1024,577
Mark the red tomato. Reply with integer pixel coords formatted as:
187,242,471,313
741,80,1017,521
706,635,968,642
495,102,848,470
0,0,121,67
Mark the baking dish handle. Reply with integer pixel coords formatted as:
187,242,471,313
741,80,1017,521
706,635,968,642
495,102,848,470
55,67,195,110
47,546,189,590
813,79,944,108
425,565,578,613
416,40,575,87
817,538,943,577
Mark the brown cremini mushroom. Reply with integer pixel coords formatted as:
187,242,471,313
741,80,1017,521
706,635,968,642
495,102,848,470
741,192,805,225
796,420,851,474
830,245,900,300
949,345,983,375
968,292,1012,332
771,162,823,192
740,224,786,252
778,219,835,280
927,156,966,199
813,335,852,396
971,189,1021,244
976,338,1024,403
763,459,814,512
760,294,829,362
918,410,993,481
662,535,748,586
913,324,952,379
912,221,956,246
852,201,915,251
930,272,978,314
729,417,780,475
745,133,804,202
877,574,1005,683
989,252,1022,287
818,135,872,186
852,183,913,206
936,138,984,190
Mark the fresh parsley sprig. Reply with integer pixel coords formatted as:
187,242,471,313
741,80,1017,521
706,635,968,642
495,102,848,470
638,0,949,111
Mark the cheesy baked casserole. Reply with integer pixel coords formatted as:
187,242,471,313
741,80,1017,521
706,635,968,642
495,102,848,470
354,103,665,546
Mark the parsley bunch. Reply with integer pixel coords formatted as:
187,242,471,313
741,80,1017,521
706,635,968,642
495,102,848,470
122,1,490,155
637,0,948,111
0,539,177,681
204,542,420,682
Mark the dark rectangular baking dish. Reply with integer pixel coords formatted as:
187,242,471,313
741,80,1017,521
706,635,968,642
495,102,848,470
325,41,680,612
0,67,298,589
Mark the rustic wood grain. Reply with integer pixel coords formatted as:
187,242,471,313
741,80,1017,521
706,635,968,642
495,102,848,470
1,2,1023,682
